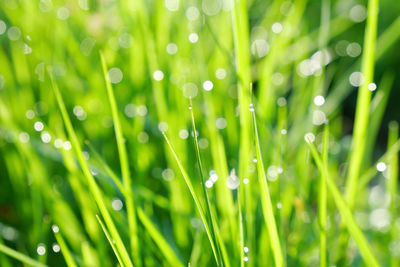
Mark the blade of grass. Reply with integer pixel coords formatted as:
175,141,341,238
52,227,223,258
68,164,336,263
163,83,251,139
48,68,133,267
53,231,78,267
162,132,220,266
100,52,140,266
188,98,224,266
136,208,184,267
305,137,380,267
95,215,124,267
319,125,329,267
0,244,47,267
251,104,284,267
359,138,400,188
345,0,380,208
388,122,399,267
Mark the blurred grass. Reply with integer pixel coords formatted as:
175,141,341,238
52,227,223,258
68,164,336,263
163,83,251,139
0,0,399,266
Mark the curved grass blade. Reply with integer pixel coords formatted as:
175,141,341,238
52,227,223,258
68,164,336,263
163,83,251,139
345,0,380,208
137,208,184,267
305,137,380,267
95,215,124,267
48,68,133,267
54,231,78,267
0,244,47,267
162,132,220,266
188,98,224,267
250,104,284,267
100,52,140,266
319,125,329,267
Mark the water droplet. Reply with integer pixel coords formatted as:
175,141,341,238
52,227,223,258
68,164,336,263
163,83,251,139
186,6,200,21
304,132,315,143
136,105,147,116
368,83,377,91
26,110,35,119
215,68,226,79
216,117,227,129
281,129,287,135
39,0,53,12
203,80,213,91
63,141,72,150
376,162,386,172
23,43,32,54
54,138,63,148
162,168,174,181
349,72,364,87
244,256,249,262
8,26,21,41
346,42,361,57
0,20,6,35
57,7,70,20
249,104,255,112
165,0,179,11
202,0,221,16
124,104,136,118
80,37,96,56
199,138,209,149
252,157,258,163
226,169,240,190
153,70,164,81
166,43,178,55
243,178,249,184
19,132,30,143
312,110,327,125
183,83,198,98
370,208,391,232
137,132,149,143
277,97,287,106
52,243,60,253
111,198,123,211
313,95,325,106
349,5,367,22
251,39,269,58
108,67,123,84
188,33,199,43
179,129,189,139
205,180,213,188
52,225,59,233
267,165,281,181
40,131,51,143
271,72,284,86
37,244,46,255
158,122,168,132
272,22,283,34
34,121,44,132
244,247,249,253
209,171,218,182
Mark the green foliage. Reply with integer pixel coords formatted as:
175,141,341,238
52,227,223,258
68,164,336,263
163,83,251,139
0,0,399,266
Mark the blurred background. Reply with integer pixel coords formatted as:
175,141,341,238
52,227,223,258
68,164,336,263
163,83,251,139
0,0,399,266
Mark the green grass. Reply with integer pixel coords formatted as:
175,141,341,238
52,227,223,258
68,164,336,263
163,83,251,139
0,0,400,266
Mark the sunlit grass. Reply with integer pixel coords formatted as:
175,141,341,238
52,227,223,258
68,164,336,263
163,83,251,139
0,0,399,266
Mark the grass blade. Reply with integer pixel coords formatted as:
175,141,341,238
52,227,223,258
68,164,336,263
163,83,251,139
250,104,284,267
137,208,184,267
162,132,220,266
319,125,329,267
95,215,124,267
0,244,46,267
345,0,380,208
100,52,140,266
48,68,133,267
53,231,78,267
188,98,224,266
305,136,380,267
